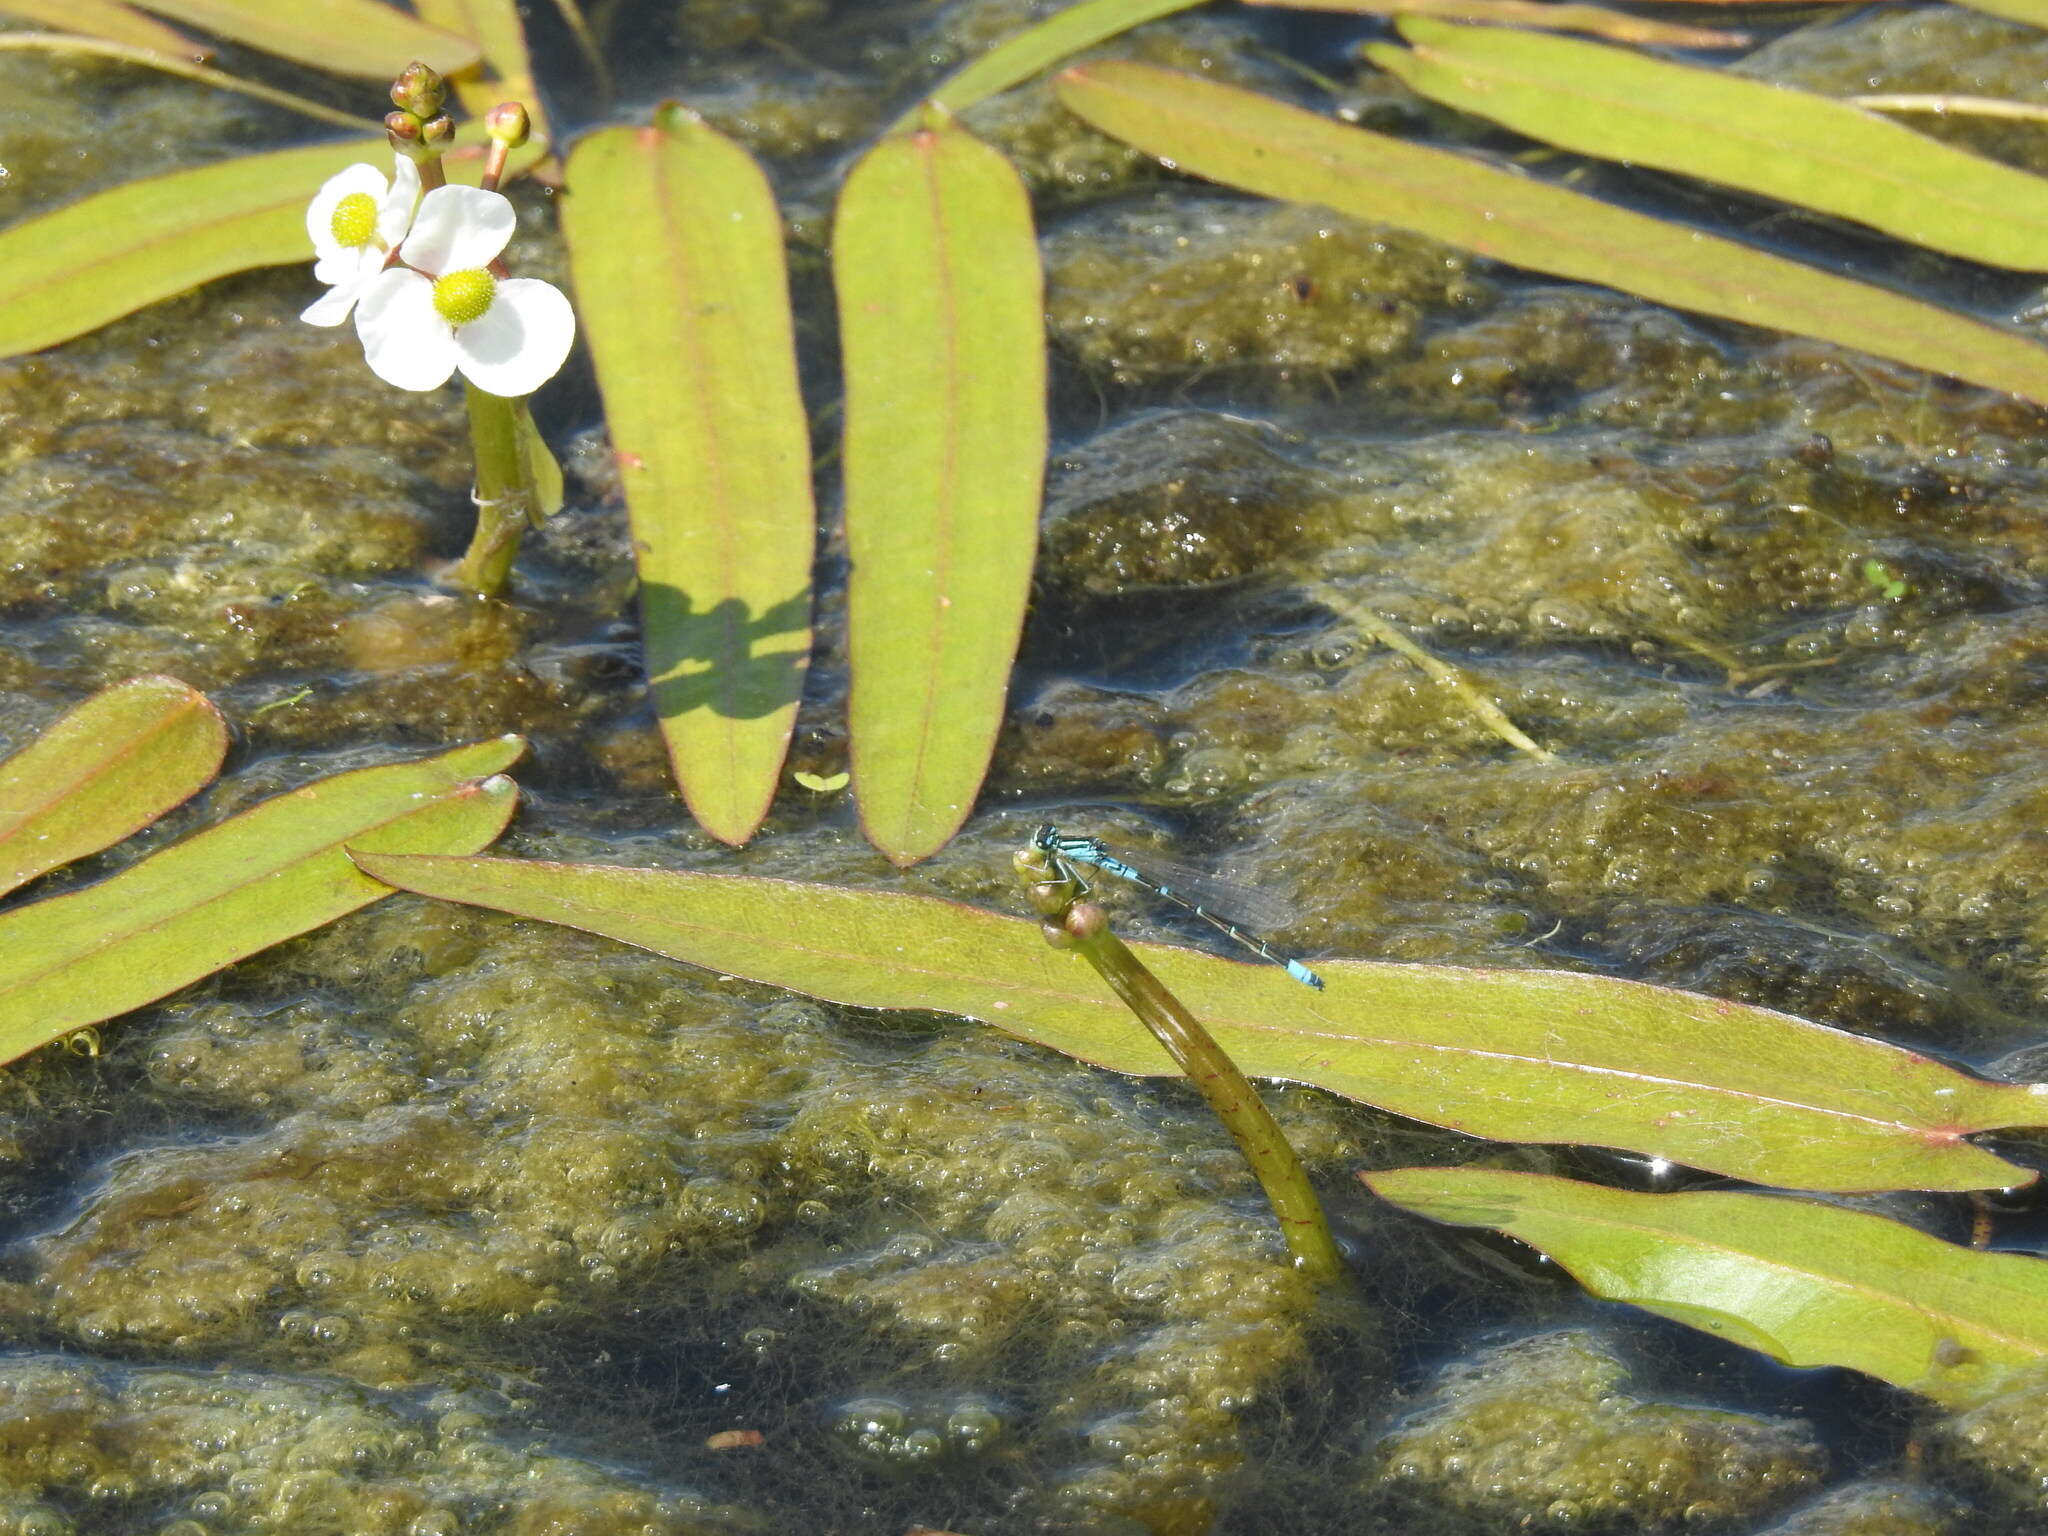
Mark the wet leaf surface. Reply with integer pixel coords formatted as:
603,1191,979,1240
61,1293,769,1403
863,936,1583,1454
562,114,814,845
0,0,202,56
130,0,476,77
1370,18,2048,269
1368,1165,2048,1406
837,121,1045,864
0,677,226,899
0,737,523,1065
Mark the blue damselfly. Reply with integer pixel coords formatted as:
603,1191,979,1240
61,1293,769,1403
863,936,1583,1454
1030,825,1325,990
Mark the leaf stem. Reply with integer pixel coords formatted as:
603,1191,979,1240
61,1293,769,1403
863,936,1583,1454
1014,846,1347,1288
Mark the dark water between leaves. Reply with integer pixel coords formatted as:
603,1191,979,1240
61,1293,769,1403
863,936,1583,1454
5,0,2048,1532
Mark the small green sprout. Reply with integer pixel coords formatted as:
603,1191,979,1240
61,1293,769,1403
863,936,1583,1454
1862,558,1910,602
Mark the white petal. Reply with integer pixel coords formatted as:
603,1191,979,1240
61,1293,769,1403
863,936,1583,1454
300,278,364,327
375,154,421,246
317,244,385,288
401,185,515,275
452,278,576,397
355,268,459,391
305,162,387,258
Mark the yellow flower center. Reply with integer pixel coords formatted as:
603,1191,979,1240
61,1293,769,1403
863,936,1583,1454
329,191,379,249
432,268,496,326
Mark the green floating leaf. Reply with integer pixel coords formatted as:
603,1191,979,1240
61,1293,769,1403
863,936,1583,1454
0,737,523,1066
1244,0,1747,48
561,114,815,846
837,122,1046,865
1367,1166,2048,1407
1054,62,2048,405
916,0,1204,121
343,854,2048,1193
0,0,203,57
131,0,476,78
0,132,525,362
0,677,226,899
1370,18,2048,271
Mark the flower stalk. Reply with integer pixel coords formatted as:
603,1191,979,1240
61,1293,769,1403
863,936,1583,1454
302,64,571,599
443,97,544,597
1014,846,1347,1287
452,384,534,595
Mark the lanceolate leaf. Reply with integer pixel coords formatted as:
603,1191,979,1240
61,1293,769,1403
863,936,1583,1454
1366,1166,2048,1407
1054,63,2048,405
1369,19,2048,270
562,113,815,846
917,0,1204,120
837,122,1046,864
130,0,476,77
0,0,203,57
343,854,2048,1193
0,677,226,899
0,737,523,1065
0,134,524,361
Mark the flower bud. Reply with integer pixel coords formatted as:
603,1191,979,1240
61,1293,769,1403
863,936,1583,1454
390,60,447,119
485,102,531,149
420,113,457,147
385,110,422,143
1064,903,1110,941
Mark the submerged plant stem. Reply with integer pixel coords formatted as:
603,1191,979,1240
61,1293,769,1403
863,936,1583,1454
1853,93,2048,125
1316,584,1556,763
1015,848,1347,1287
450,384,532,597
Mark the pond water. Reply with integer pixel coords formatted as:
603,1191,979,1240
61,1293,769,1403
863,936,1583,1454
4,1,2048,1532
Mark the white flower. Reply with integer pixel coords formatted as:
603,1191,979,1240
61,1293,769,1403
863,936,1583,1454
302,158,420,327
353,185,575,397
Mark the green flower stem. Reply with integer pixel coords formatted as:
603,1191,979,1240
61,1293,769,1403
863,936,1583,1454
1014,847,1347,1287
449,384,532,597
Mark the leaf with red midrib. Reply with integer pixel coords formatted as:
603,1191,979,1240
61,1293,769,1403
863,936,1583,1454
0,677,226,899
836,120,1046,865
346,851,2048,1194
0,736,524,1065
561,113,815,846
